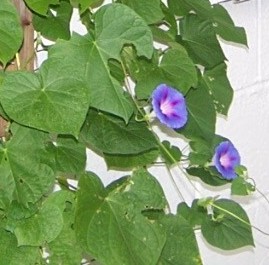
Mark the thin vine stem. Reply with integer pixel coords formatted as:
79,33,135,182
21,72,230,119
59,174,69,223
165,165,186,203
120,59,200,199
255,186,269,208
211,202,269,236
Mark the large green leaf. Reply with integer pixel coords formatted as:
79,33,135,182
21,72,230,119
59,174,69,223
180,83,216,142
24,0,59,15
104,149,159,170
212,4,247,46
75,170,167,265
158,215,202,265
14,190,73,246
187,167,229,187
49,4,153,122
0,125,55,207
89,3,153,121
126,47,197,99
0,58,89,136
48,210,83,265
177,200,208,228
179,14,226,69
0,228,40,265
0,0,23,66
71,0,103,12
203,63,233,115
201,199,254,250
48,135,86,174
121,0,164,24
33,0,73,41
80,110,158,154
168,0,212,18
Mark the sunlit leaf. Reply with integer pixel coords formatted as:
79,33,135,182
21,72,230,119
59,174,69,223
0,0,23,66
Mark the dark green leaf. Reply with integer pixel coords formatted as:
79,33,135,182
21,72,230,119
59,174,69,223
212,4,247,46
0,0,23,66
180,84,216,142
134,48,198,99
231,177,255,196
203,63,233,115
158,214,202,265
187,167,229,186
160,140,182,166
72,0,104,12
33,0,72,41
49,135,86,174
177,200,207,227
201,199,254,250
104,149,159,170
24,0,59,15
168,0,212,18
80,110,158,154
75,170,167,265
121,0,164,24
179,14,226,69
0,58,89,136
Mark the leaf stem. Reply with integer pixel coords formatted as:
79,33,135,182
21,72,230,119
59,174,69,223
211,202,269,236
15,53,21,70
120,59,200,198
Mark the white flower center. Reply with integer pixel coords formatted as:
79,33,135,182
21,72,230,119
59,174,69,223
160,100,173,116
220,153,231,168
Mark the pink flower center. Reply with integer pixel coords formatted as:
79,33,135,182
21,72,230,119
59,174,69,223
219,153,231,169
160,99,174,116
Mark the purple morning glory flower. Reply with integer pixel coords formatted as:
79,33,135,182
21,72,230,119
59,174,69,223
151,84,188,129
213,141,241,180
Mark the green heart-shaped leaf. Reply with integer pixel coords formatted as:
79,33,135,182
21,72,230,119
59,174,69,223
0,0,23,66
0,58,89,136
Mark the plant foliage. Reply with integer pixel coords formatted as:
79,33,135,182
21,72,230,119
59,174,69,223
0,0,260,264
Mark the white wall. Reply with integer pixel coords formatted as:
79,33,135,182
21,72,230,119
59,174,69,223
198,1,269,264
70,1,269,264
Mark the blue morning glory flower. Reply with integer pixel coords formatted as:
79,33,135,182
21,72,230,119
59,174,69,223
213,141,241,180
151,84,188,129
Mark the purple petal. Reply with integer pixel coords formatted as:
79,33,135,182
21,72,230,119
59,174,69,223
213,141,241,180
152,84,188,129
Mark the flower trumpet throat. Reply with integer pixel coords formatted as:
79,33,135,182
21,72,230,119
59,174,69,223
151,84,188,129
213,141,241,180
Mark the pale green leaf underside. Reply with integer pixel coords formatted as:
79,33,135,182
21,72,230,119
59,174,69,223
0,0,23,66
